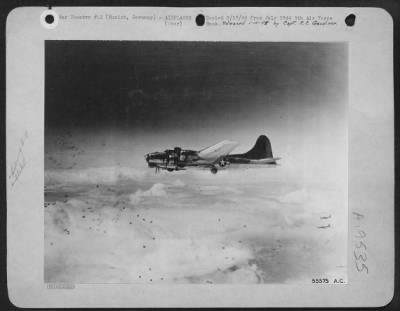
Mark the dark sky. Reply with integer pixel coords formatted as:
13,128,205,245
45,40,347,131
45,40,347,174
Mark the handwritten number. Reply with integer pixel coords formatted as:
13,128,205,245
353,212,368,274
352,211,364,220
354,230,366,239
355,241,367,250
354,251,367,262
355,262,369,274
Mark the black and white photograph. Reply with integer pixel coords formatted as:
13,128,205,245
44,40,348,284
5,5,396,308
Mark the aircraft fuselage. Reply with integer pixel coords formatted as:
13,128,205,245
144,135,279,174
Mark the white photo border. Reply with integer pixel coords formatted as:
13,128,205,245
6,6,394,308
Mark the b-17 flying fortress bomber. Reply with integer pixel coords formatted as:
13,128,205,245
145,135,280,174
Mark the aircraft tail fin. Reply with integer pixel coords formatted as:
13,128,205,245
242,135,273,159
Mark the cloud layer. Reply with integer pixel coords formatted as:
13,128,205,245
45,166,347,284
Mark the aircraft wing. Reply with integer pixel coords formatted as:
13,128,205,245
198,140,239,163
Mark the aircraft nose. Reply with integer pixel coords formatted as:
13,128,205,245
144,154,150,162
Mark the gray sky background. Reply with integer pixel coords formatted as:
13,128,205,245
45,41,348,183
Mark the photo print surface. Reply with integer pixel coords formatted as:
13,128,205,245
44,41,348,284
